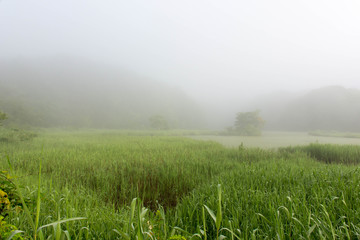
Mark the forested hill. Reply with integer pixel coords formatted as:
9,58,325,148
256,86,360,131
0,58,204,129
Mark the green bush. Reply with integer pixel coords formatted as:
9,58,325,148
0,216,23,240
225,110,265,136
0,171,23,240
0,171,23,218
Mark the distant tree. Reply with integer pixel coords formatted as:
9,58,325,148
231,110,265,136
149,115,169,130
0,110,7,126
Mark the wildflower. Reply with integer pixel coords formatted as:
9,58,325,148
0,189,11,212
0,189,8,198
147,220,153,230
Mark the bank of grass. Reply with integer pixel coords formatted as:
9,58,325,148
309,130,360,139
190,131,360,149
280,143,360,164
38,128,218,137
0,127,37,142
1,130,360,239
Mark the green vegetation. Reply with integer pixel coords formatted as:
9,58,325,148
280,143,360,164
0,110,37,143
1,171,24,240
309,130,360,139
0,128,37,142
1,130,360,239
149,115,169,130
0,111,7,126
225,110,265,136
191,131,360,149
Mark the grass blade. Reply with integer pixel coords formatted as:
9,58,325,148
216,184,222,231
37,217,87,232
34,158,42,240
6,230,24,240
204,205,216,224
6,155,36,232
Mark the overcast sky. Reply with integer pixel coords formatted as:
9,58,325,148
1,0,360,104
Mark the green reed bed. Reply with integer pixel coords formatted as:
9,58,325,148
309,130,360,139
280,143,360,164
1,131,360,239
171,158,360,239
3,132,242,210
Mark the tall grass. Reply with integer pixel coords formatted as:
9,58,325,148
4,134,251,209
170,158,360,239
1,130,360,239
280,143,360,164
309,130,360,139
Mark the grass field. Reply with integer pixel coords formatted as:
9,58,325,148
1,130,360,239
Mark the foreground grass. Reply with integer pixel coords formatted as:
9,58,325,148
1,130,360,239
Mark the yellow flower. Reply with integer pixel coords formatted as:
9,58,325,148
0,189,10,210
0,189,8,198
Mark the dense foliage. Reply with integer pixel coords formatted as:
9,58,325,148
226,110,265,136
1,131,360,239
0,171,23,240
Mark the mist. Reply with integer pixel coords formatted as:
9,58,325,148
1,0,360,130
0,58,205,129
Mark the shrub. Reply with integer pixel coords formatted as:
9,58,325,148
225,110,265,136
0,171,23,240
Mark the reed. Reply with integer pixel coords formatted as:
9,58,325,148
1,130,360,239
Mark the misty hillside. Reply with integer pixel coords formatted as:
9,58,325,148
0,59,204,129
255,86,360,131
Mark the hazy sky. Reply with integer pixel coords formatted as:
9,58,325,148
1,0,360,104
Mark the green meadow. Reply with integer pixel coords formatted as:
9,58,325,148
1,130,360,239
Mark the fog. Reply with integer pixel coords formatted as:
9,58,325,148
1,0,360,130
